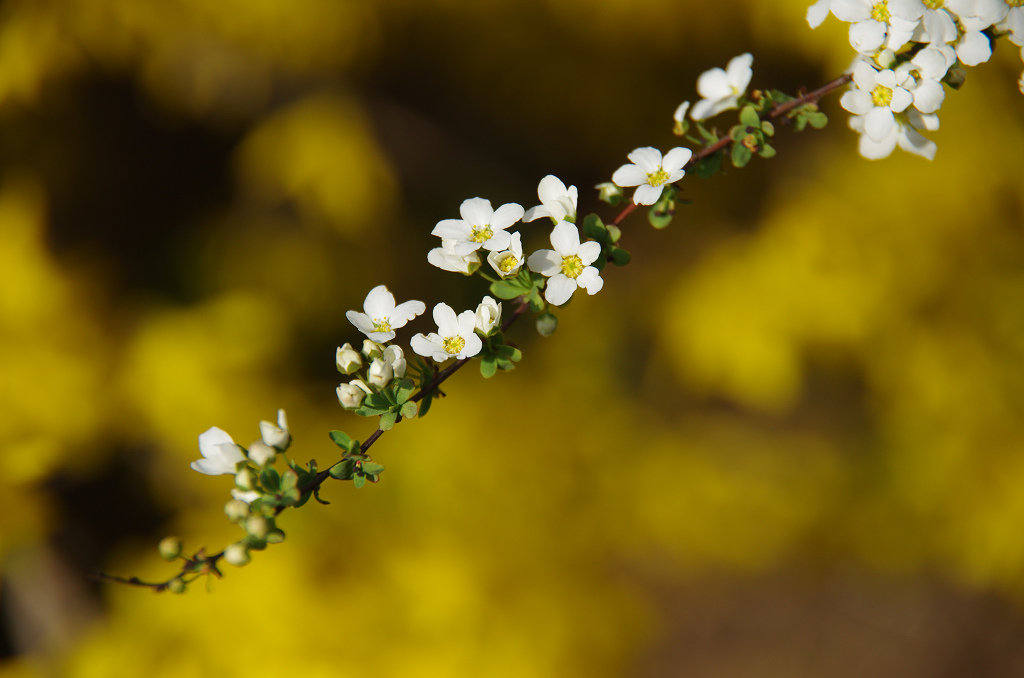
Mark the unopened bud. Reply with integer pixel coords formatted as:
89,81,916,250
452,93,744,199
223,543,250,567
166,577,186,594
361,339,384,359
224,499,250,522
595,182,624,205
158,536,183,561
336,343,362,374
245,515,271,539
368,357,393,388
247,441,277,467
266,529,286,544
235,468,256,491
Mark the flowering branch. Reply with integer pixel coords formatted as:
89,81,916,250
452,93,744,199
93,6,1024,592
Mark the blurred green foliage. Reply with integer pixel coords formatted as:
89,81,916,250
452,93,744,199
1,0,1024,675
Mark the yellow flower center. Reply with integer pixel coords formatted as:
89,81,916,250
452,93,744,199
871,1,890,21
1009,0,1023,7
923,0,944,7
561,254,584,279
871,84,893,107
372,318,392,333
470,225,494,243
443,336,465,355
646,168,669,187
498,254,519,273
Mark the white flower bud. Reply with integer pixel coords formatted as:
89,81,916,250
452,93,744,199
368,357,393,388
258,408,290,450
336,343,362,374
875,48,897,70
224,499,250,522
245,515,270,539
383,345,406,379
361,339,384,359
595,182,624,204
166,577,186,594
475,296,502,335
223,543,250,567
158,536,183,561
235,467,256,491
337,379,371,409
247,441,277,467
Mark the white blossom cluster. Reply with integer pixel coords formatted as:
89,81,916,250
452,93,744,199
808,0,1024,159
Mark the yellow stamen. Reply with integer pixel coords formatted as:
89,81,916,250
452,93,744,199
923,0,944,8
561,254,584,279
372,318,392,333
471,225,494,243
443,336,465,355
498,254,518,273
647,168,669,187
871,1,890,22
871,84,893,107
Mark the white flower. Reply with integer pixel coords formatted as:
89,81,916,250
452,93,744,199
690,53,754,120
336,343,362,374
346,285,425,342
337,379,371,409
431,198,524,255
486,231,524,279
258,408,290,450
191,427,246,476
906,45,955,113
829,0,922,53
523,175,578,224
527,221,604,306
410,303,483,362
840,59,914,142
475,296,502,335
1000,5,1024,46
383,345,407,379
427,238,481,275
611,147,692,206
246,440,277,467
849,109,937,160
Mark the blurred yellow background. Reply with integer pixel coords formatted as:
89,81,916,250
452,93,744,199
2,0,1024,675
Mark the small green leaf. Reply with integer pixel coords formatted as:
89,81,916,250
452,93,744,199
758,144,776,159
280,470,298,491
395,378,415,403
610,246,632,266
361,462,385,476
329,459,355,480
354,405,388,417
739,105,760,128
480,353,498,378
696,121,718,144
693,152,722,179
260,468,281,492
495,344,521,361
347,439,361,455
353,474,366,489
364,393,389,410
400,401,418,419
760,121,775,136
379,411,398,431
418,392,434,418
582,213,607,242
606,224,622,243
731,142,752,168
648,187,676,229
807,112,828,129
490,280,525,300
329,430,353,449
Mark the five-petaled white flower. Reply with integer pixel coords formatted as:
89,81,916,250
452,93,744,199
346,285,425,342
411,303,483,362
523,175,578,223
258,408,290,450
611,147,692,206
527,221,604,306
690,53,754,121
840,59,914,143
191,427,246,476
486,231,524,279
431,197,524,256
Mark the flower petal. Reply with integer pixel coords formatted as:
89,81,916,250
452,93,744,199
459,197,493,225
725,53,753,92
611,164,647,187
696,68,731,100
625,147,663,173
544,275,576,306
576,267,604,295
577,241,602,266
490,202,525,230
391,299,426,327
549,221,580,255
633,184,664,206
432,302,458,334
362,285,395,316
527,249,561,276
662,147,693,173
431,218,470,240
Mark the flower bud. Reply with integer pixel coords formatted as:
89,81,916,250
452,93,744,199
224,499,250,522
235,467,256,491
258,409,290,450
475,296,502,336
672,101,690,136
223,543,250,567
595,182,624,205
536,312,558,337
158,536,183,561
247,441,277,467
337,379,371,409
361,339,383,359
166,577,186,594
245,515,271,539
383,345,406,379
265,529,286,544
336,343,362,374
368,357,393,388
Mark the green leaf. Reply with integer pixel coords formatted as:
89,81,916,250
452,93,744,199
696,121,718,144
361,462,385,476
329,430,353,449
610,246,631,266
379,411,398,431
400,401,418,419
280,470,298,492
731,142,752,168
260,467,281,492
354,405,388,417
807,112,828,129
365,393,389,410
760,121,775,137
480,353,498,378
606,224,622,243
490,280,525,300
739,105,760,128
418,392,434,418
648,190,675,229
758,144,776,159
582,213,607,242
353,474,366,489
395,378,415,403
329,459,355,480
693,152,722,179
495,344,521,361
312,487,330,505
